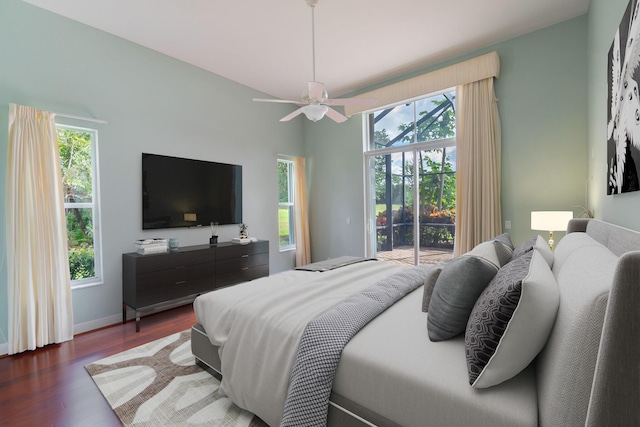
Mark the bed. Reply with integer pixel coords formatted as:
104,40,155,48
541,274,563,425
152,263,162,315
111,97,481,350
191,220,640,426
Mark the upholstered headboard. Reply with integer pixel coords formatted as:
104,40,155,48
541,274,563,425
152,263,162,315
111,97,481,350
535,219,640,426
568,218,640,256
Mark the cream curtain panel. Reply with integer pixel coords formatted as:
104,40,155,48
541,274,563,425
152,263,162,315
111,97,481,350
454,78,502,255
6,103,74,355
293,157,311,266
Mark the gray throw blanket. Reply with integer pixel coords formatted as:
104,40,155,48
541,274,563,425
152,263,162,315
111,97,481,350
295,256,376,272
280,265,430,427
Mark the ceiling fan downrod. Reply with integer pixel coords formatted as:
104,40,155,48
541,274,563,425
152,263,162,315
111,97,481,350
307,0,318,82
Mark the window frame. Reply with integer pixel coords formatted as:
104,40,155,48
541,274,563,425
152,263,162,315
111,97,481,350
277,158,296,252
57,124,103,289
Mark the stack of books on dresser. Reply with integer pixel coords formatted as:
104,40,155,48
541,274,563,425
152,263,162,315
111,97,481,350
135,238,168,255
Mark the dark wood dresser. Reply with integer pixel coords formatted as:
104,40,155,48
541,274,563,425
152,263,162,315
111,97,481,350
122,240,269,331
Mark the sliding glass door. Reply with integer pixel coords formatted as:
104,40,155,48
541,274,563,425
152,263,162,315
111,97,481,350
365,91,456,266
369,151,417,264
416,146,456,264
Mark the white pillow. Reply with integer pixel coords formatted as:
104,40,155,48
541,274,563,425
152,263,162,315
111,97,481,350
465,250,560,388
534,234,554,267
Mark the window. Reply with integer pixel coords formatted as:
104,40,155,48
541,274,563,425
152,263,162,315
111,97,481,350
365,90,456,266
58,125,102,288
278,158,296,251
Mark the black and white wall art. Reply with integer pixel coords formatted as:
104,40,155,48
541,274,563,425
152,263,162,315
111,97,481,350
608,0,640,194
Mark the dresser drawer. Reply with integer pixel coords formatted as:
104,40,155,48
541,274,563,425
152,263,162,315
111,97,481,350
189,262,216,281
136,278,214,307
216,252,268,275
216,241,269,260
134,249,215,274
216,264,269,289
136,268,186,292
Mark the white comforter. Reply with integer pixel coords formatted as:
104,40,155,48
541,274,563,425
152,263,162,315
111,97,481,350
193,260,404,426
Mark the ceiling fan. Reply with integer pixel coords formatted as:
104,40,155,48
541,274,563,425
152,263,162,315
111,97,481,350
253,0,376,123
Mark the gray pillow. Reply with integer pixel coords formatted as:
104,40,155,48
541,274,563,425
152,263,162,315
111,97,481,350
486,240,513,267
427,255,499,341
512,236,536,259
421,263,445,312
465,250,559,388
494,232,515,251
468,240,512,267
512,235,554,266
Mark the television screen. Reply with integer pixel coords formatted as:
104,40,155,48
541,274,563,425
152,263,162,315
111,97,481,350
142,153,242,230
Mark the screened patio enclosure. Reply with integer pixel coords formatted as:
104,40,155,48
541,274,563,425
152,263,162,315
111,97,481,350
365,91,456,266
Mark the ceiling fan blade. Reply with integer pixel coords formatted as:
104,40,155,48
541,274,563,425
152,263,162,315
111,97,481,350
253,98,302,105
324,107,348,123
325,97,378,107
308,81,326,100
280,108,305,122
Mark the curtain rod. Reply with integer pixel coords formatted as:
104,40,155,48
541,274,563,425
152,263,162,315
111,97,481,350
53,112,108,124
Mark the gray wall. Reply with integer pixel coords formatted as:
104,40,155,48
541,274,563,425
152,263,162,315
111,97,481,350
305,117,366,260
306,16,589,262
0,0,302,349
587,0,640,229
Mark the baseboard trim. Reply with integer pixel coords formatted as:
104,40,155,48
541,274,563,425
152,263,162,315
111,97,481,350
73,314,122,336
0,314,123,356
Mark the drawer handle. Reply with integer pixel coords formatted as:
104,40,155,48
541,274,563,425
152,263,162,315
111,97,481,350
241,254,249,258
175,280,187,285
242,267,249,271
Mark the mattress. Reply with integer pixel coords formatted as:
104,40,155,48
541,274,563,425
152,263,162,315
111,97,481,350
192,287,538,427
333,287,538,427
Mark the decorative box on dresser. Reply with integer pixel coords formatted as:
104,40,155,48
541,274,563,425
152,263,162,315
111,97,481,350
123,240,269,331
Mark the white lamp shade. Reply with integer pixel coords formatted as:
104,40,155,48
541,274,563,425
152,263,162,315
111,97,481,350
301,104,329,122
531,211,573,231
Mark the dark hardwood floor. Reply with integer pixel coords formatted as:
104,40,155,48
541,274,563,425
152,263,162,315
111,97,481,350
0,304,196,427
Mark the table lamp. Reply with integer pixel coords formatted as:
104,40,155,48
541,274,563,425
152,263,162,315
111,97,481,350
531,211,573,251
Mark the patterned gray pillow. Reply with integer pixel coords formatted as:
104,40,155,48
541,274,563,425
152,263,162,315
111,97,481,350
465,250,560,388
427,255,499,341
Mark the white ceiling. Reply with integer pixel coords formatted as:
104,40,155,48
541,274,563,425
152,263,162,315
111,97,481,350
22,0,590,102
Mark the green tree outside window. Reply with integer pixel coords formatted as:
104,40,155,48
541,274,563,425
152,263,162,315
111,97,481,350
58,127,98,281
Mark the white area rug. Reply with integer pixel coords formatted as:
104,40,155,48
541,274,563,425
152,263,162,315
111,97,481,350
86,330,266,426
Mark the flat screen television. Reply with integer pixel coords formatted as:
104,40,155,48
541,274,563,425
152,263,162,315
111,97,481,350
142,153,242,230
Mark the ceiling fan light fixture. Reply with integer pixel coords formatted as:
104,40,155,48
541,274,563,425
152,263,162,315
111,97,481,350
302,104,329,122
